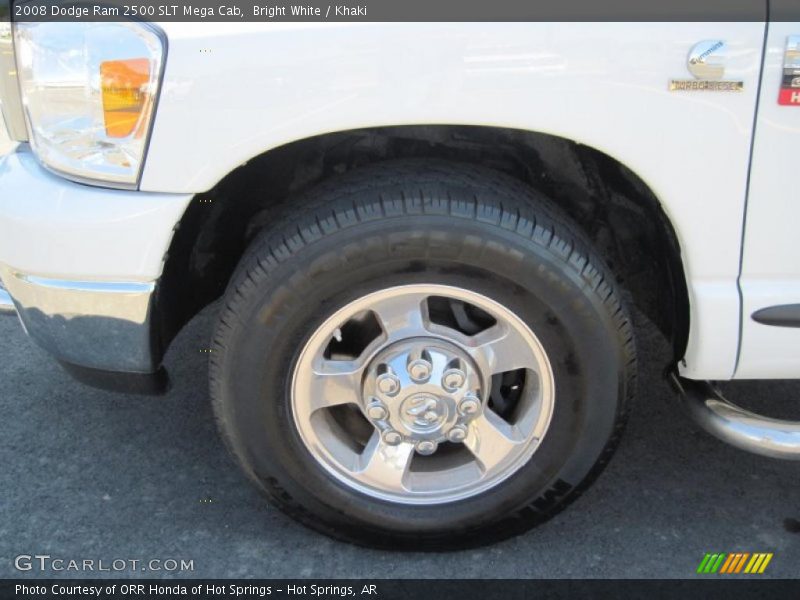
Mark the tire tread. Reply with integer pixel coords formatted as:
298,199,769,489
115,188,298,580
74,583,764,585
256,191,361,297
209,159,636,549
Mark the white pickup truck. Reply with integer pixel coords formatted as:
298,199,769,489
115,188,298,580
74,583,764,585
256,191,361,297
1,3,799,548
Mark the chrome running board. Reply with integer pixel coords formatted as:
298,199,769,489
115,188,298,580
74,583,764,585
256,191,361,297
670,372,800,460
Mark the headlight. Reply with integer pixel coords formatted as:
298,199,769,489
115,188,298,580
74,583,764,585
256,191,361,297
13,19,165,187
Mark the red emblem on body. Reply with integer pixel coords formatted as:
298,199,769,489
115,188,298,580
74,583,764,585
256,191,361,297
779,88,800,105
780,36,800,106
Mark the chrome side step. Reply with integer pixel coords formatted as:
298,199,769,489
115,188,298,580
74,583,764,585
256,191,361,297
670,372,800,460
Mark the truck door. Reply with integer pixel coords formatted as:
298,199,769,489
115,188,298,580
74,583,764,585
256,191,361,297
737,0,800,377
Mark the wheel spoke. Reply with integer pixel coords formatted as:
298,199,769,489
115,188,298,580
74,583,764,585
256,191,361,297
302,359,364,414
469,323,541,375
370,292,428,338
464,411,525,473
354,432,415,493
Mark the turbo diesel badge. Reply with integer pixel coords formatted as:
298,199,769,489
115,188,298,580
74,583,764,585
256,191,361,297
670,40,744,92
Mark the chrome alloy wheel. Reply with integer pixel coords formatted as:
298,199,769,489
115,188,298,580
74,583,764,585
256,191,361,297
291,285,555,504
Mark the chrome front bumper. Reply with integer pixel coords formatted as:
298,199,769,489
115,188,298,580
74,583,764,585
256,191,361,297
0,264,157,373
0,148,193,392
0,281,14,313
0,265,169,394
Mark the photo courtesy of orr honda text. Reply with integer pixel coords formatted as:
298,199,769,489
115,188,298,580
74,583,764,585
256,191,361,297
1,0,799,593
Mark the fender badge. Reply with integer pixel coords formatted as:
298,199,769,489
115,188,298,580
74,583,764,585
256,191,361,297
669,40,744,92
778,36,800,106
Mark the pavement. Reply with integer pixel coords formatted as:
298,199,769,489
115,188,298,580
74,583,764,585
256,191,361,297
1,303,798,580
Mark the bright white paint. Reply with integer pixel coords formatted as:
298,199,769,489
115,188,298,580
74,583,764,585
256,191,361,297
141,22,767,379
5,21,798,379
0,151,192,281
737,21,800,378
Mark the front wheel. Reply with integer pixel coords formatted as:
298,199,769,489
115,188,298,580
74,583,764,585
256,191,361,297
210,161,636,549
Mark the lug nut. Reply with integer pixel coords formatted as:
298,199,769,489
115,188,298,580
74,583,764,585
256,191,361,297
446,425,468,443
415,440,438,455
376,372,401,396
382,430,402,446
366,400,388,421
407,358,432,383
442,368,466,392
458,394,481,416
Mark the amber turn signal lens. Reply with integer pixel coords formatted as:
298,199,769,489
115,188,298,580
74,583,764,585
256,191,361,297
100,58,150,138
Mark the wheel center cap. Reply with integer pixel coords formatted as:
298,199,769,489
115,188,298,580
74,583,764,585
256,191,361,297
361,337,484,449
400,393,448,433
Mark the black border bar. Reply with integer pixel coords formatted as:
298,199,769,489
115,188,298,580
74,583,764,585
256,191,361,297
9,0,796,23
2,579,800,600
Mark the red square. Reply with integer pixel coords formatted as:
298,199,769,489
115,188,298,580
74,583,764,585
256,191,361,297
779,88,800,105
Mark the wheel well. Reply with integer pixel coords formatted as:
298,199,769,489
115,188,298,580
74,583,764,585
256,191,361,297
153,125,689,366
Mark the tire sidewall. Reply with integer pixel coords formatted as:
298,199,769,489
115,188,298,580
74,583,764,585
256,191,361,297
216,214,627,541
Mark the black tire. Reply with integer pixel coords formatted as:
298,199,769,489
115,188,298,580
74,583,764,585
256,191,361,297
210,160,636,549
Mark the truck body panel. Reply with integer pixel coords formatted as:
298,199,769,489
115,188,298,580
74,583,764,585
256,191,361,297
143,22,767,379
